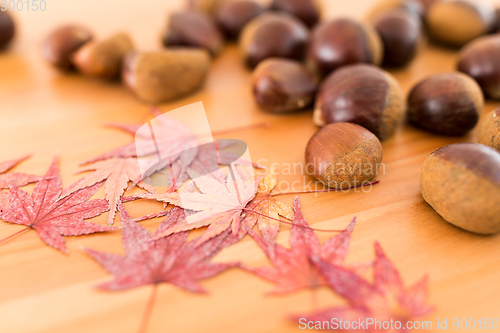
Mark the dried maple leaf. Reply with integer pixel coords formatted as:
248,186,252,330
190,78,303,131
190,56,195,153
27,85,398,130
136,167,258,244
61,158,155,226
84,107,261,192
0,157,114,252
293,243,434,332
248,165,293,244
245,197,356,294
0,191,8,211
0,155,40,189
85,108,198,165
86,205,237,332
86,205,236,291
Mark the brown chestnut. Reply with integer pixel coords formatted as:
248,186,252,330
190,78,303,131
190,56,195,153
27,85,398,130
314,64,404,140
457,35,500,100
307,18,383,78
270,0,321,28
373,9,422,67
305,122,383,189
239,12,309,68
72,33,134,80
366,0,424,20
478,108,500,151
215,1,265,40
427,0,496,47
407,73,483,136
420,143,500,234
123,49,210,104
0,11,14,49
162,11,223,56
42,25,93,71
252,58,318,113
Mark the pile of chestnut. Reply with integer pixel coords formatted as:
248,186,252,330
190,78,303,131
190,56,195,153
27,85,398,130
223,0,499,234
2,0,500,234
240,0,500,235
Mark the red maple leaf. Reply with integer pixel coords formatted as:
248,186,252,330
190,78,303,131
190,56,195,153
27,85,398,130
293,243,434,332
245,197,356,294
86,205,237,332
246,165,293,244
0,157,114,252
138,167,259,244
84,107,261,191
61,158,156,226
0,155,40,189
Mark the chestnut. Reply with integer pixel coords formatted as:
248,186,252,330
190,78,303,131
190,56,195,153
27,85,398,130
251,58,318,113
270,0,321,28
420,143,500,234
314,64,404,140
122,49,210,104
427,0,496,47
478,108,500,151
305,122,383,189
42,25,93,71
457,35,500,100
366,0,424,20
72,33,134,80
162,11,223,56
215,1,265,40
239,12,309,68
373,9,422,67
0,11,14,49
307,18,383,78
407,73,483,136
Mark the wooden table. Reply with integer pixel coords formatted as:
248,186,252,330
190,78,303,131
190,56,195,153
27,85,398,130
1,1,499,332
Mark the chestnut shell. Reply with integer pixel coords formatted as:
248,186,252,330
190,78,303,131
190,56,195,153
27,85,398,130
420,143,500,234
305,122,383,189
314,64,404,140
307,18,383,78
457,35,500,100
0,11,15,49
407,73,483,136
373,9,422,67
240,13,309,68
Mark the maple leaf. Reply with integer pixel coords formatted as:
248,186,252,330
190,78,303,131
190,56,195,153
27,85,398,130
86,205,237,332
248,165,293,244
85,108,198,165
245,197,356,294
293,243,434,332
0,157,114,253
61,158,155,226
137,167,258,244
0,155,40,189
0,191,8,211
84,107,260,192
86,205,236,291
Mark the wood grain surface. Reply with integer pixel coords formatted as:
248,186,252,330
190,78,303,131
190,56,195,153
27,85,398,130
1,1,500,332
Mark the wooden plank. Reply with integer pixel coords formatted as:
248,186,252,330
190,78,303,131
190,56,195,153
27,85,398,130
0,1,499,332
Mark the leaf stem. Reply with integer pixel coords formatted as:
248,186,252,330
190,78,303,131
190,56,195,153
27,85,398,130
241,208,342,233
0,227,30,245
138,283,159,333
270,180,380,197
